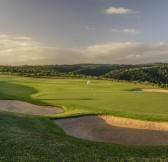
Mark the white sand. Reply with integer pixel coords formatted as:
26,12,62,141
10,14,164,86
0,100,63,115
55,115,168,145
137,89,168,93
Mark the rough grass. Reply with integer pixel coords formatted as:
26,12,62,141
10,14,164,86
0,111,168,162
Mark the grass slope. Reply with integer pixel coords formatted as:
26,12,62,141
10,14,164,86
0,111,168,161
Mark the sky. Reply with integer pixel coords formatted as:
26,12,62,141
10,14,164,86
0,0,168,65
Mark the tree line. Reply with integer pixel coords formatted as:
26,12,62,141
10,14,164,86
0,63,168,87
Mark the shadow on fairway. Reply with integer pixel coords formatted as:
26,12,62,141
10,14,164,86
0,81,50,106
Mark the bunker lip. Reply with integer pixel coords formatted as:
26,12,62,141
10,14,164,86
135,88,168,93
54,115,168,146
0,100,63,115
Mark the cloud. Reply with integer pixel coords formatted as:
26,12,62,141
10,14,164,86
85,25,96,31
83,42,168,64
0,35,85,65
0,35,168,65
110,28,141,34
104,7,138,15
123,28,141,34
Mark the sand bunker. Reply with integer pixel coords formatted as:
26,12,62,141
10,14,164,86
0,100,63,115
137,89,168,93
54,115,168,145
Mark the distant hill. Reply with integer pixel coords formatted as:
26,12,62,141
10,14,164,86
0,63,168,86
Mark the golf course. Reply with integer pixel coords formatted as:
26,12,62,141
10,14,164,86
0,74,168,161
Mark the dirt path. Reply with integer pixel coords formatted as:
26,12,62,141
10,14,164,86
0,100,63,115
137,89,168,93
54,115,168,145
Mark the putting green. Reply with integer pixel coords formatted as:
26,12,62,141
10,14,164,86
0,75,168,121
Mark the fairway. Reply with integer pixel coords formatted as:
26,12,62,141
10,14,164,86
0,75,168,120
0,75,168,161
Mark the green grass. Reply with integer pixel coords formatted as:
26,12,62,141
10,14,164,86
0,75,168,121
0,74,168,161
0,111,168,162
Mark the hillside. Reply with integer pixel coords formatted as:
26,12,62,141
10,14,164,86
0,63,168,86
